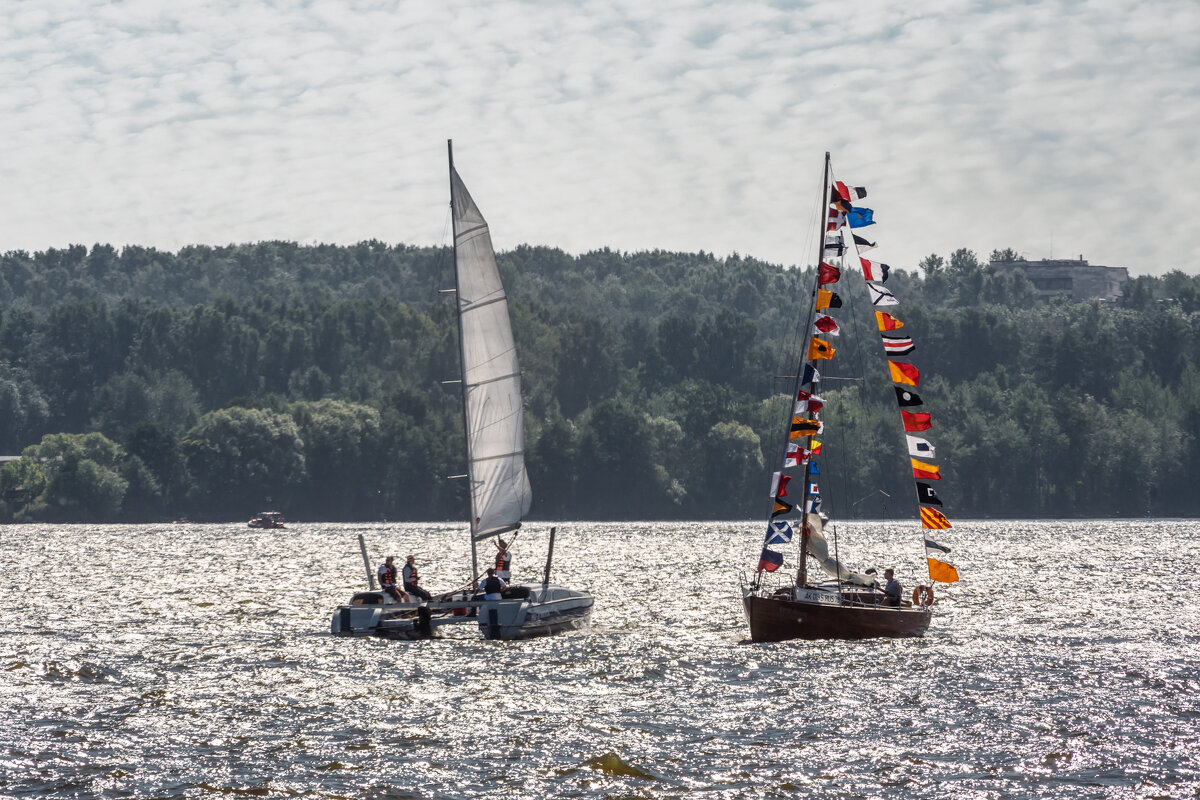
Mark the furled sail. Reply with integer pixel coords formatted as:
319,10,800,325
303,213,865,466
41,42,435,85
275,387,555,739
804,513,876,586
451,167,532,538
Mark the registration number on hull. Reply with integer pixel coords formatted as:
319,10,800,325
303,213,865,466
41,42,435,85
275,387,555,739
795,590,840,606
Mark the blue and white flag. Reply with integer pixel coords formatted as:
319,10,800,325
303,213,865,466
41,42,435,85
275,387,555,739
766,520,794,545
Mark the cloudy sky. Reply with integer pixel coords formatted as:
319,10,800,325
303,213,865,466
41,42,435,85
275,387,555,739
2,0,1197,275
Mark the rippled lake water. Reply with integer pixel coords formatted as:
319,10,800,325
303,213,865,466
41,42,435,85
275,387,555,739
2,520,1199,799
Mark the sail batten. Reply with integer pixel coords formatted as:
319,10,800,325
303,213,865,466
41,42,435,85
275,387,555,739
451,166,532,537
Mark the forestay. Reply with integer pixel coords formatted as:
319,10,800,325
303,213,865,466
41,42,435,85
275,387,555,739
450,167,532,538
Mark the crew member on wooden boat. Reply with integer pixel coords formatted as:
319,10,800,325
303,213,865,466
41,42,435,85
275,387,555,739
494,538,512,581
882,569,902,607
402,555,432,602
377,557,410,603
477,567,508,600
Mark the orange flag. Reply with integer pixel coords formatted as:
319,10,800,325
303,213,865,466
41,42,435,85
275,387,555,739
889,360,920,386
816,290,841,311
927,558,960,582
807,337,836,361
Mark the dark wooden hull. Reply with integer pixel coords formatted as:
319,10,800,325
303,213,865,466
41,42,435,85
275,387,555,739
744,592,931,642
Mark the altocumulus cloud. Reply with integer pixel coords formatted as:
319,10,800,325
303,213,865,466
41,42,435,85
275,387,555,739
0,0,1196,275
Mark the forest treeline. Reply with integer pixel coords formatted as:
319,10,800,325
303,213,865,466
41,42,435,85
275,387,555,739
0,241,1198,522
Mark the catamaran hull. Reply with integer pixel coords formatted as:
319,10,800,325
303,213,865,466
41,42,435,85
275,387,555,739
330,586,593,641
743,593,931,642
478,590,594,640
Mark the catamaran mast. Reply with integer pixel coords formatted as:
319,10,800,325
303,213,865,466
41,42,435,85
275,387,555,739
448,138,481,584
794,151,833,590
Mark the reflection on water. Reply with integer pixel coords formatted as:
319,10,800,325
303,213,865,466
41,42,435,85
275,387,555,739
2,520,1198,798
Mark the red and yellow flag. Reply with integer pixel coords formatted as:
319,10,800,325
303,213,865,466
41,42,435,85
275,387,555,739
875,311,904,331
888,360,920,386
920,506,951,529
912,458,941,480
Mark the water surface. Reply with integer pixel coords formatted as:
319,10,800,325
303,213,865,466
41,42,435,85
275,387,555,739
2,520,1198,798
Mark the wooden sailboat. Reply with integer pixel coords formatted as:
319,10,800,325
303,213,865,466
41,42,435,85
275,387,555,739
331,141,592,641
741,153,959,642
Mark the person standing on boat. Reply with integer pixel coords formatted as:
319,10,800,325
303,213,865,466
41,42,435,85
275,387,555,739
403,555,433,602
494,538,512,581
882,568,902,607
478,567,507,600
377,556,410,603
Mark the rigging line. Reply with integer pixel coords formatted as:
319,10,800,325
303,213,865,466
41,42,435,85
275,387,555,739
790,153,834,584
756,157,830,573
837,182,882,524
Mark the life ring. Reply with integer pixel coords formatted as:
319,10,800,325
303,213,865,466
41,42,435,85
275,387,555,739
912,585,934,606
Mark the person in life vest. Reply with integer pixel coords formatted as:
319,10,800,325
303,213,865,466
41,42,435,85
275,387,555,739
377,556,410,603
494,538,512,581
478,567,508,600
402,555,433,602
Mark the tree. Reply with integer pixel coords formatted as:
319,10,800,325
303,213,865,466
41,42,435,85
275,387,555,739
573,399,659,518
15,432,131,521
695,421,763,518
289,399,384,519
182,407,306,516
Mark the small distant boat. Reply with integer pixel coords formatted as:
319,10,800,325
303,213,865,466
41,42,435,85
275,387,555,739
248,511,286,529
741,152,960,642
330,141,592,641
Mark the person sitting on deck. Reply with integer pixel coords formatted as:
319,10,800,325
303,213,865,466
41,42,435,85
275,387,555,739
494,538,512,581
478,567,507,600
402,555,433,603
881,568,902,607
377,556,410,603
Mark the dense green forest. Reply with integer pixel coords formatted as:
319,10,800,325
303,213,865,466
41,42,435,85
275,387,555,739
0,241,1197,523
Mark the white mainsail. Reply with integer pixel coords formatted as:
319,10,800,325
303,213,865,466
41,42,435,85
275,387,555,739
451,166,532,539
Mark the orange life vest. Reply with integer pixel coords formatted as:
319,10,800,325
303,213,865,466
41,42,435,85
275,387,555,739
380,564,396,586
495,551,511,571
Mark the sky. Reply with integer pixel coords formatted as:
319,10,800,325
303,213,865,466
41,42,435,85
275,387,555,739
1,0,1197,276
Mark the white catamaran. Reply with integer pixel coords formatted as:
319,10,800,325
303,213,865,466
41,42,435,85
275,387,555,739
330,141,593,640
